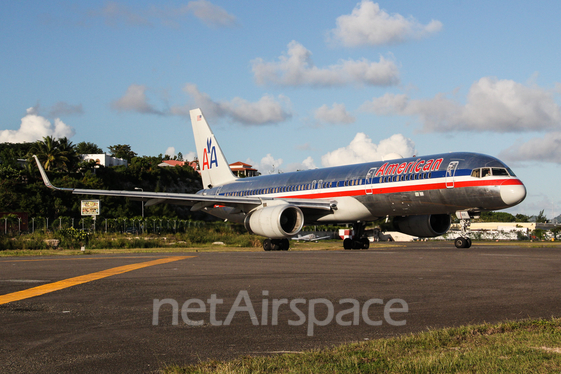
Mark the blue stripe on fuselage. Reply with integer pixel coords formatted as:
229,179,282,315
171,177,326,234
203,152,509,197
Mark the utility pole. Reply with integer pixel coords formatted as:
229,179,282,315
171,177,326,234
134,187,144,218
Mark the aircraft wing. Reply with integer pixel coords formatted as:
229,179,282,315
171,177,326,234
33,156,333,213
291,234,331,241
313,236,331,241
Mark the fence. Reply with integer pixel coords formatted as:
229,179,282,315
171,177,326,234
1,216,229,236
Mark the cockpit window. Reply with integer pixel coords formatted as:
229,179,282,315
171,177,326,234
492,168,509,176
471,167,512,178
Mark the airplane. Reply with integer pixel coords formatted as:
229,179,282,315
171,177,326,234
33,108,527,251
291,233,332,242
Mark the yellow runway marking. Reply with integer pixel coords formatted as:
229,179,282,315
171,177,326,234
0,256,194,305
0,256,170,263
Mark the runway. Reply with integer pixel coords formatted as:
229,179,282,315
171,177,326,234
1,242,560,373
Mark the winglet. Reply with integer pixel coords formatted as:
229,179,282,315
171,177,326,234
33,155,72,191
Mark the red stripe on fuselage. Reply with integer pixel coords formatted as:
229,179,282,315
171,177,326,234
275,178,523,200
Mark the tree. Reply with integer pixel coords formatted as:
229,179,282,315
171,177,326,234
478,211,515,222
536,210,548,223
30,136,78,172
0,147,19,168
57,137,80,172
108,144,137,163
76,141,103,155
515,214,530,222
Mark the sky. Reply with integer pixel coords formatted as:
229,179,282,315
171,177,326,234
1,0,560,217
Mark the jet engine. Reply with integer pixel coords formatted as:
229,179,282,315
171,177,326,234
393,214,451,238
244,204,304,239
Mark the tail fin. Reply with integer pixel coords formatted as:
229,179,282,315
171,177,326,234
190,108,238,189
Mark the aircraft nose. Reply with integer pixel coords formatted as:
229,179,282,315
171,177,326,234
500,182,527,206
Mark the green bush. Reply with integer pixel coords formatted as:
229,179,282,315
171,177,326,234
0,222,263,250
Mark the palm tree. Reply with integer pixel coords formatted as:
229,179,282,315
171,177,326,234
30,136,78,172
57,137,80,171
31,136,59,171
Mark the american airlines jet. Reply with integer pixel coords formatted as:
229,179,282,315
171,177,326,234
34,108,526,251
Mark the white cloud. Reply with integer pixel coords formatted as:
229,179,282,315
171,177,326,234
251,41,399,87
362,77,561,133
184,151,197,161
257,154,283,174
165,147,176,157
97,2,151,27
295,142,311,151
92,1,236,29
184,0,237,28
301,156,317,170
173,83,292,125
499,132,561,164
314,103,355,124
329,1,442,47
49,102,84,117
247,154,317,174
321,132,416,167
111,84,164,115
0,108,75,143
24,102,84,118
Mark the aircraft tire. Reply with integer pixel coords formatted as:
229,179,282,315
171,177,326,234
454,237,470,249
263,239,272,251
352,240,363,250
343,238,353,250
280,238,290,251
361,238,370,249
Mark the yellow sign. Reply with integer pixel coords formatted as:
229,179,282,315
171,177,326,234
81,200,100,216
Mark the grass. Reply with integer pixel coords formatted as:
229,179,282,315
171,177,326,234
162,318,561,374
1,238,558,257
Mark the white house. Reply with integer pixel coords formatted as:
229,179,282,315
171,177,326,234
81,154,128,167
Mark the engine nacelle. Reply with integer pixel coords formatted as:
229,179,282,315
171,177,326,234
393,214,451,238
244,204,304,239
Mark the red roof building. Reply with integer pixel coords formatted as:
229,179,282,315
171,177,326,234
161,160,186,167
229,161,258,177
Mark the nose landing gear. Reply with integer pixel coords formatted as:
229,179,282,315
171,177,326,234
455,211,475,248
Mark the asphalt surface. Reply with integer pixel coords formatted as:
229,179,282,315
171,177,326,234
1,242,560,373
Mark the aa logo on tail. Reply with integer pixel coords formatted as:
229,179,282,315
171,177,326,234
202,138,218,170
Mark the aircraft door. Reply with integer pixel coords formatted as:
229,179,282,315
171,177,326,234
365,167,377,194
445,161,459,188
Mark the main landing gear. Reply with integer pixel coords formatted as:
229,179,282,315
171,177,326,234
343,222,370,250
455,211,473,248
263,238,290,251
